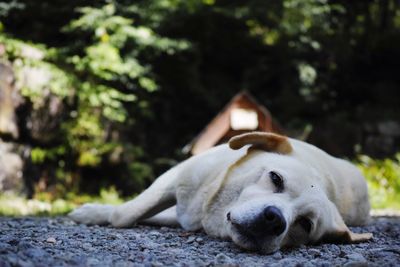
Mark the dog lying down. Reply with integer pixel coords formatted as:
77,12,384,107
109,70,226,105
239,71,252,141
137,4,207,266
69,132,372,254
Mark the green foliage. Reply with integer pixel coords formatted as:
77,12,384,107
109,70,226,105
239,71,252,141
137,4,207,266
0,35,73,104
0,187,126,216
0,1,191,197
0,0,399,202
59,2,189,170
357,154,400,210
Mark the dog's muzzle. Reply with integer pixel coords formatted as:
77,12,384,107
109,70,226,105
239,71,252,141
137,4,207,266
227,206,286,240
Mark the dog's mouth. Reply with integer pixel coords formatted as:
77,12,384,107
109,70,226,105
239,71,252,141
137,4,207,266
231,223,262,249
227,211,284,253
229,223,281,253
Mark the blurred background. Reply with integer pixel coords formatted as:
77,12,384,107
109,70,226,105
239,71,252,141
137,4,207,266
0,0,399,215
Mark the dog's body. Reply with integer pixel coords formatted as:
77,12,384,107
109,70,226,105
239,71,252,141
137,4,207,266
70,132,372,253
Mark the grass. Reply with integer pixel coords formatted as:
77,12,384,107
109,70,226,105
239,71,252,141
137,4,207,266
356,154,400,210
0,187,126,216
1,154,399,216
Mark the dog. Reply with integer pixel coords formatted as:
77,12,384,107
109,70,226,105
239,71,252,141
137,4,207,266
69,132,372,253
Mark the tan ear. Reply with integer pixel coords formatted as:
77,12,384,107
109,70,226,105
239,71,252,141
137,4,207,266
317,197,373,245
320,209,373,244
320,230,373,244
229,132,293,154
346,231,373,243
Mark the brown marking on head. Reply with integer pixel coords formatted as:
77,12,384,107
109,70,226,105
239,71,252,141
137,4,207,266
229,132,293,154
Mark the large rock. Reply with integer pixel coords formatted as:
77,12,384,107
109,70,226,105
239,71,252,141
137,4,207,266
0,62,25,193
0,139,23,193
0,63,20,138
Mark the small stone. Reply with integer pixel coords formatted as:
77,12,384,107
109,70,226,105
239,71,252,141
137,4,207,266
82,242,94,251
22,222,35,228
149,261,164,267
47,219,56,225
186,236,196,243
39,227,48,233
308,248,321,257
346,253,366,262
7,238,19,245
178,231,192,237
109,233,123,240
149,230,161,236
86,257,100,266
7,221,17,228
343,253,367,267
215,253,231,264
16,259,34,267
195,237,204,243
18,241,33,250
46,237,56,244
24,248,47,258
63,220,76,226
0,242,11,251
318,261,331,267
344,262,368,267
272,251,282,260
169,242,181,247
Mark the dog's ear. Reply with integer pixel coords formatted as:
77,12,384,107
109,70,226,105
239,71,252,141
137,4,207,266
318,200,373,244
320,229,373,244
229,132,293,154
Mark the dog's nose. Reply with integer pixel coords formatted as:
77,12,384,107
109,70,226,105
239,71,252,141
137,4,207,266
263,206,286,235
247,206,286,237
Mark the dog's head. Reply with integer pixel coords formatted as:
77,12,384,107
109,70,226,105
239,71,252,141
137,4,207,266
217,132,372,254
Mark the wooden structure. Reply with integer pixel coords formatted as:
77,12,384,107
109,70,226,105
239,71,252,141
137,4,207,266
185,91,283,155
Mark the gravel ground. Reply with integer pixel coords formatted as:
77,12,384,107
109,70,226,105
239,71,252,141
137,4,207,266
0,216,399,267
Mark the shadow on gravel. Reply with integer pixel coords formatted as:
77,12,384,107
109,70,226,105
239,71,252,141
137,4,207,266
0,216,399,266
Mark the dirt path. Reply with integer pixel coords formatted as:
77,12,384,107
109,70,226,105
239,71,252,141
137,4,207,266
0,216,399,266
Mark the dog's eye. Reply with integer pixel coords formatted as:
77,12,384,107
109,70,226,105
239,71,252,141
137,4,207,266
296,216,313,233
269,171,284,193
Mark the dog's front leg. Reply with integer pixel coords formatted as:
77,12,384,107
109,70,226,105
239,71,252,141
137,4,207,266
110,173,177,227
69,166,180,227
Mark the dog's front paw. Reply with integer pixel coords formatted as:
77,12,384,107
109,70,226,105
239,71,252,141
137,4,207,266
109,207,138,228
68,203,114,225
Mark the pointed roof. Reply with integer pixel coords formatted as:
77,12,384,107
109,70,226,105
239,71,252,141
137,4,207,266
185,91,282,155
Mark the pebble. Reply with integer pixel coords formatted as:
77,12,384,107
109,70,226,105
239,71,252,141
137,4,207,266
272,251,282,260
215,253,232,264
308,248,321,257
7,221,17,228
18,241,33,250
86,257,100,266
46,237,56,244
346,253,366,262
195,237,203,243
16,259,34,267
0,242,11,251
23,248,47,258
109,233,123,240
81,243,93,251
149,230,161,236
343,253,368,267
0,217,399,266
21,222,35,228
186,236,196,243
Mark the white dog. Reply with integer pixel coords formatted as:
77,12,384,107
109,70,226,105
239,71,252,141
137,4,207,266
69,132,372,253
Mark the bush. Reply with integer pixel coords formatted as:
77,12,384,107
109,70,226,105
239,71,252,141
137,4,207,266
0,187,126,216
357,154,400,210
0,2,188,197
1,0,399,200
